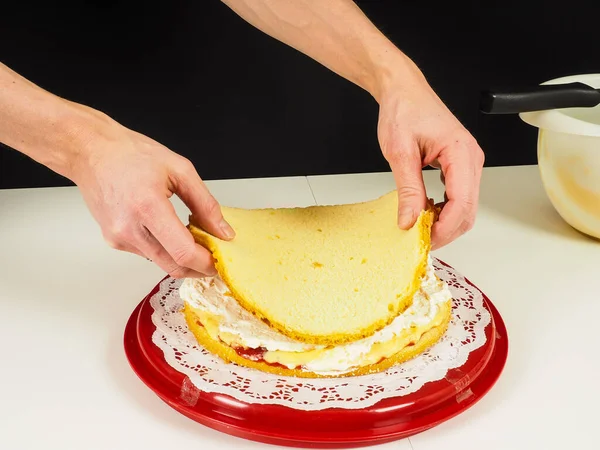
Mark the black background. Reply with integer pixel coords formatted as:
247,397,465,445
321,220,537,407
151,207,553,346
1,0,597,189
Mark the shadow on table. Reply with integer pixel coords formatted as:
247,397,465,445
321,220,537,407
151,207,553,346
477,168,596,244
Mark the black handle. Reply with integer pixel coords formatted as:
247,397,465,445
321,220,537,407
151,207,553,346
480,82,600,114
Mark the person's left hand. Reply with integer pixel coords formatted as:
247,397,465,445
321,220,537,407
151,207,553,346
376,65,485,250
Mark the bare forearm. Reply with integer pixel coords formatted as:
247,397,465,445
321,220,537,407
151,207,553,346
221,0,423,101
0,63,99,180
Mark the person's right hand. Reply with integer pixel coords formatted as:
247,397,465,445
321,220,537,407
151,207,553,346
375,62,485,250
69,105,235,278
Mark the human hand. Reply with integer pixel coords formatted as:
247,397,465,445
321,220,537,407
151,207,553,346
69,108,235,278
376,64,485,250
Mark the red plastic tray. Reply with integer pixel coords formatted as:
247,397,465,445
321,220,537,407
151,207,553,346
124,263,508,448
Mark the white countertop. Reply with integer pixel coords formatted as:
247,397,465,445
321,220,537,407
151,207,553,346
0,165,597,450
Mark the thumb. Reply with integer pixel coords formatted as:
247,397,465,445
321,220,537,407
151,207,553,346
388,147,427,230
172,161,235,241
188,188,235,241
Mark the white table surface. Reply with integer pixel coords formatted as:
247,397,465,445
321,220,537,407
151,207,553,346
0,164,597,450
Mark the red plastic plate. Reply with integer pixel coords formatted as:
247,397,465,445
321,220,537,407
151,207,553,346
124,262,508,448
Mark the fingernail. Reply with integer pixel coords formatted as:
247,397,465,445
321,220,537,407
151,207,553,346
220,219,235,239
398,207,415,229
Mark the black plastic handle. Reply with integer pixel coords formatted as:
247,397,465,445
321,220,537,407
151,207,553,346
480,82,600,114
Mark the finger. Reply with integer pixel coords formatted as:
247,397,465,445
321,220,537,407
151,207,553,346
426,158,445,184
385,143,427,229
428,158,442,170
139,198,218,277
122,245,147,259
134,225,211,279
431,200,470,250
118,240,184,268
431,146,483,249
431,178,476,250
171,159,235,241
103,231,147,258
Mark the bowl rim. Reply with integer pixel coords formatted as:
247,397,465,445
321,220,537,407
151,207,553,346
519,73,600,137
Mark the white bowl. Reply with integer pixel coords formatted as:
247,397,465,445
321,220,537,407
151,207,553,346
520,73,600,239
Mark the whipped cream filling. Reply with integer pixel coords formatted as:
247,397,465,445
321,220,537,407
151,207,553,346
179,256,452,374
180,275,320,353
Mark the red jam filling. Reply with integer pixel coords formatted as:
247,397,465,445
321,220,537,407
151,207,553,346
232,345,290,369
195,316,304,370
196,317,288,368
234,346,267,361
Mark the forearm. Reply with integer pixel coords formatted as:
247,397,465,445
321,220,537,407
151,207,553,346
221,0,424,101
0,63,99,180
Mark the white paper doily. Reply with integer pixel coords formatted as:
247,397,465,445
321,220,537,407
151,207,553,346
149,258,491,411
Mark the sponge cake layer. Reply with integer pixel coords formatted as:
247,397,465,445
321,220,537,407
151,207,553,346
188,191,437,346
182,300,451,378
180,257,452,377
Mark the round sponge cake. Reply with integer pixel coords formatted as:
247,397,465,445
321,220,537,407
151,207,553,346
188,191,438,346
